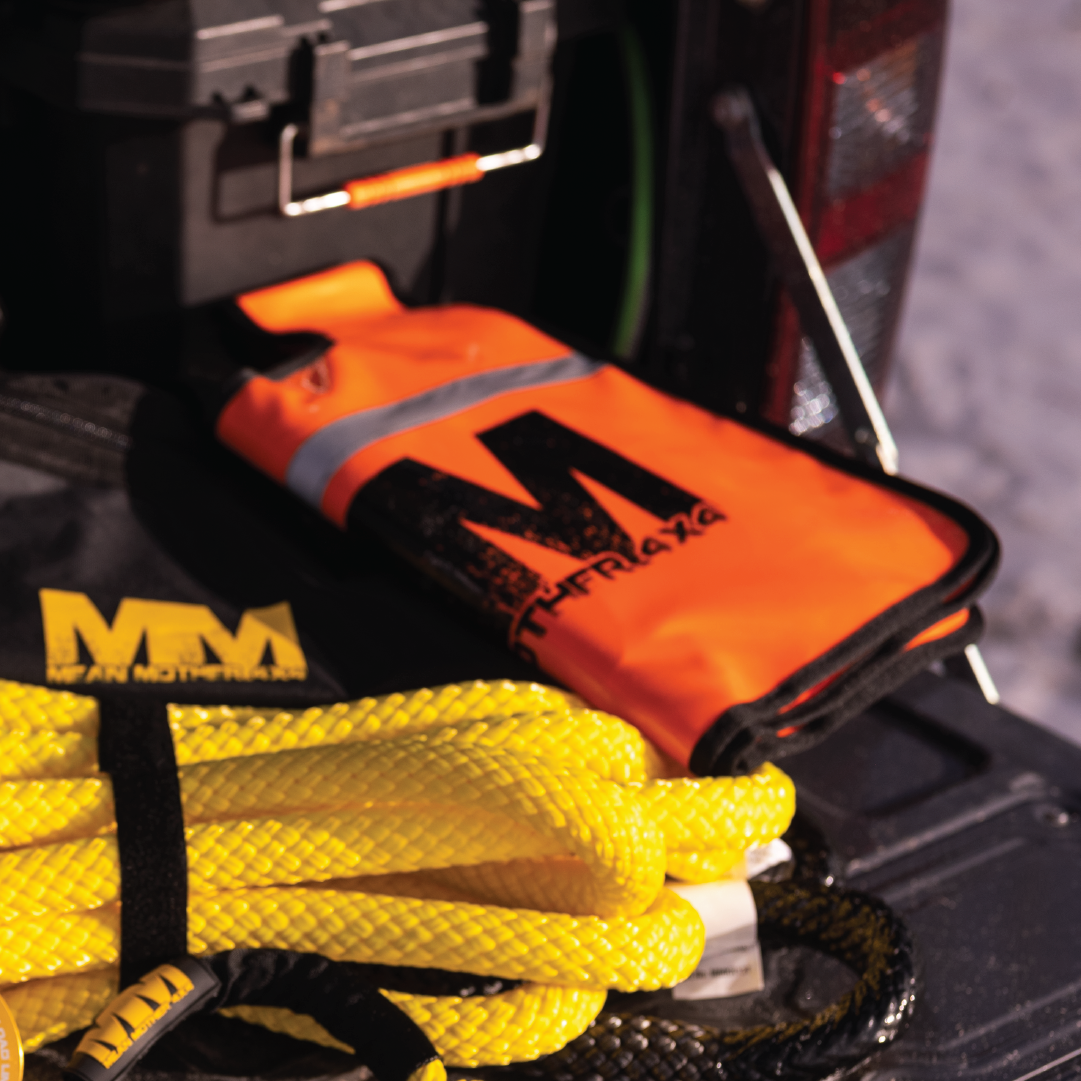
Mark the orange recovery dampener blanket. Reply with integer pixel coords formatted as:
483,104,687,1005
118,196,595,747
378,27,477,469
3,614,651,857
216,261,999,774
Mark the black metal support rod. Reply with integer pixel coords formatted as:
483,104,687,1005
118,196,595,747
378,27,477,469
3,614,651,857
713,86,899,474
713,86,1000,704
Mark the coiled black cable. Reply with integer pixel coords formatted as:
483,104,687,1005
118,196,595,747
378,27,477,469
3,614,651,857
467,880,917,1081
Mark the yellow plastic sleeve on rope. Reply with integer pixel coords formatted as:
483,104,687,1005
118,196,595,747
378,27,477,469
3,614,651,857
223,982,606,1068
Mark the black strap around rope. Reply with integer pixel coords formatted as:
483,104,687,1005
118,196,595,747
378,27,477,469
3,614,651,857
96,696,188,988
83,697,450,1081
63,950,442,1081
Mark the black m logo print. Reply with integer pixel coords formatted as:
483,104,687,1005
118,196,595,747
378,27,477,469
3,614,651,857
350,411,714,628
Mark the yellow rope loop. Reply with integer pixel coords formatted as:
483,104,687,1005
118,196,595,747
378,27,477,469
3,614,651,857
3,970,117,1053
0,742,667,926
185,803,565,895
0,777,113,849
0,904,120,982
0,764,794,917
0,807,559,922
383,984,606,1067
0,681,99,782
180,739,667,918
0,679,589,779
222,1003,354,1055
185,886,702,990
0,677,674,786
0,835,120,922
0,729,97,783
4,969,605,1069
408,1059,448,1081
0,679,797,1071
239,887,695,989
412,710,670,784
0,886,701,989
0,681,97,735
223,982,606,1069
363,857,612,916
633,763,796,880
168,681,585,765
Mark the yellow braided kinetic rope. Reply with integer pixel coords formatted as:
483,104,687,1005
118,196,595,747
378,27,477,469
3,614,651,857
0,678,795,1070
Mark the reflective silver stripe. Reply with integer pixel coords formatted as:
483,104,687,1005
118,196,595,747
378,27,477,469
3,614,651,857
285,352,605,508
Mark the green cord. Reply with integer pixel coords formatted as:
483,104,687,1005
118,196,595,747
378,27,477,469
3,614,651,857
610,20,655,360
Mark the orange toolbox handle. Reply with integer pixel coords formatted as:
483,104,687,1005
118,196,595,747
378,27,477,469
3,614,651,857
344,153,484,209
277,123,543,218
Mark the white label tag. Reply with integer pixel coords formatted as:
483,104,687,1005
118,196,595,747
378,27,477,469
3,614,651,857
670,880,765,1001
744,837,793,879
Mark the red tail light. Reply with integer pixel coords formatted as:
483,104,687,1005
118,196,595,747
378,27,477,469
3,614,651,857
768,0,948,438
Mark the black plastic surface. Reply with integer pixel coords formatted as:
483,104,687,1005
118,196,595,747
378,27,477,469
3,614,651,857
784,674,1081,1081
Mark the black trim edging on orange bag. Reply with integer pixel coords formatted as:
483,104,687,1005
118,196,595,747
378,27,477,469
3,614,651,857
695,606,987,775
689,418,1001,775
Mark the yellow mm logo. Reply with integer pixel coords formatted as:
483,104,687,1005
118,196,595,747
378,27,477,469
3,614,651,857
40,589,308,685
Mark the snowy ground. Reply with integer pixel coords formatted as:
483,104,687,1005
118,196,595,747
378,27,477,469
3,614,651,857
886,0,1081,742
